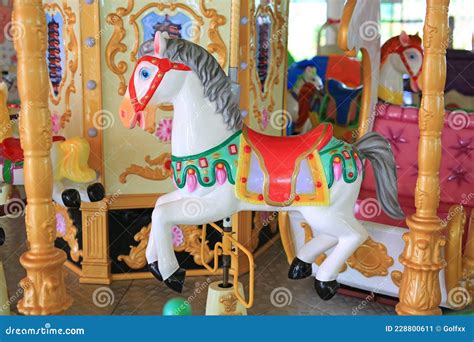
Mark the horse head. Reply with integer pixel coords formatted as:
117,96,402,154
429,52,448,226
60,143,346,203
119,32,191,133
380,31,423,93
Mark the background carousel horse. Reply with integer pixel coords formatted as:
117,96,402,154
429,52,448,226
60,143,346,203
286,54,362,139
287,31,423,141
0,83,104,212
118,32,404,300
0,131,105,212
286,64,324,134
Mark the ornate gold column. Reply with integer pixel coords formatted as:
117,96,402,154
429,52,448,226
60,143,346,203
396,0,450,315
13,0,72,314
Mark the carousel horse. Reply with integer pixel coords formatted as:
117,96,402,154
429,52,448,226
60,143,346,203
287,54,362,138
288,31,423,138
286,65,323,134
0,134,105,211
0,83,104,212
378,31,423,105
119,32,404,300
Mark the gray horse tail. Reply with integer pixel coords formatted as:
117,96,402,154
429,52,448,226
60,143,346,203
355,132,405,220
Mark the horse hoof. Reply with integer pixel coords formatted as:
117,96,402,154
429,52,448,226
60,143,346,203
164,268,186,293
288,257,312,280
314,278,339,301
0,227,5,246
148,262,163,282
87,183,105,202
61,189,81,208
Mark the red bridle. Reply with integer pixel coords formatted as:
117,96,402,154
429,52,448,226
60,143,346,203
396,44,423,83
128,55,191,114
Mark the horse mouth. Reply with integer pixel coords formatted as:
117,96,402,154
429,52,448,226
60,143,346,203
128,110,146,130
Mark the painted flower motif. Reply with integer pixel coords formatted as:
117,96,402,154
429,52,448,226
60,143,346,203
171,225,184,247
156,118,173,142
261,109,269,130
51,112,61,134
55,213,66,236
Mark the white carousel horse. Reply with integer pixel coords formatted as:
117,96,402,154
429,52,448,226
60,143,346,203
119,32,404,300
378,31,423,105
0,135,105,213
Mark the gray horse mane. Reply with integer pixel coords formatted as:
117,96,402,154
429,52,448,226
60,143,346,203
139,39,242,131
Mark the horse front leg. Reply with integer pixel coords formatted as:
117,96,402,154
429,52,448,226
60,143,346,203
147,186,238,293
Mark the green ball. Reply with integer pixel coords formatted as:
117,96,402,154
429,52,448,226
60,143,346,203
162,297,192,316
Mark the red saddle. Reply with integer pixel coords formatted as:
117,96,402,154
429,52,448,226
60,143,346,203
243,123,333,205
0,136,66,163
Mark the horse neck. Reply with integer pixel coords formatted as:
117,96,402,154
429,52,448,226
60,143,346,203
171,72,234,157
379,54,404,102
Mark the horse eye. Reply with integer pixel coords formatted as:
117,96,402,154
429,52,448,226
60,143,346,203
408,54,416,60
140,68,151,80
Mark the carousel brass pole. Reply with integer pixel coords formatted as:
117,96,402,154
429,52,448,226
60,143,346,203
13,0,72,314
396,0,450,315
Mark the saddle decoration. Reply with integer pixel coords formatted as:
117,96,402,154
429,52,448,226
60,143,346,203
236,124,333,207
170,130,241,192
319,137,364,188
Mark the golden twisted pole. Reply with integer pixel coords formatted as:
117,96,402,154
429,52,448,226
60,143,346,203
14,0,72,314
396,0,450,315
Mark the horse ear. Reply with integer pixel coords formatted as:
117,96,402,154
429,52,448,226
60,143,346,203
154,31,169,57
399,31,410,47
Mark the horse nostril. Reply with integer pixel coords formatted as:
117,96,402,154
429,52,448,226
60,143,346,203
120,110,127,118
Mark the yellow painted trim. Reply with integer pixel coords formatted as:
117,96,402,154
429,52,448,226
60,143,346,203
111,268,223,281
337,0,357,55
80,1,104,182
357,48,374,139
107,193,161,210
378,84,404,106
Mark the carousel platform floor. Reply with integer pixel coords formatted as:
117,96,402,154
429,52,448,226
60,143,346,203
1,215,396,315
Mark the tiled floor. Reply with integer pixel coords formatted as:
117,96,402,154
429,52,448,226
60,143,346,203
0,215,396,315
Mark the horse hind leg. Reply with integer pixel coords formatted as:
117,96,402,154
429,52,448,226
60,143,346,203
299,208,368,300
287,211,338,280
